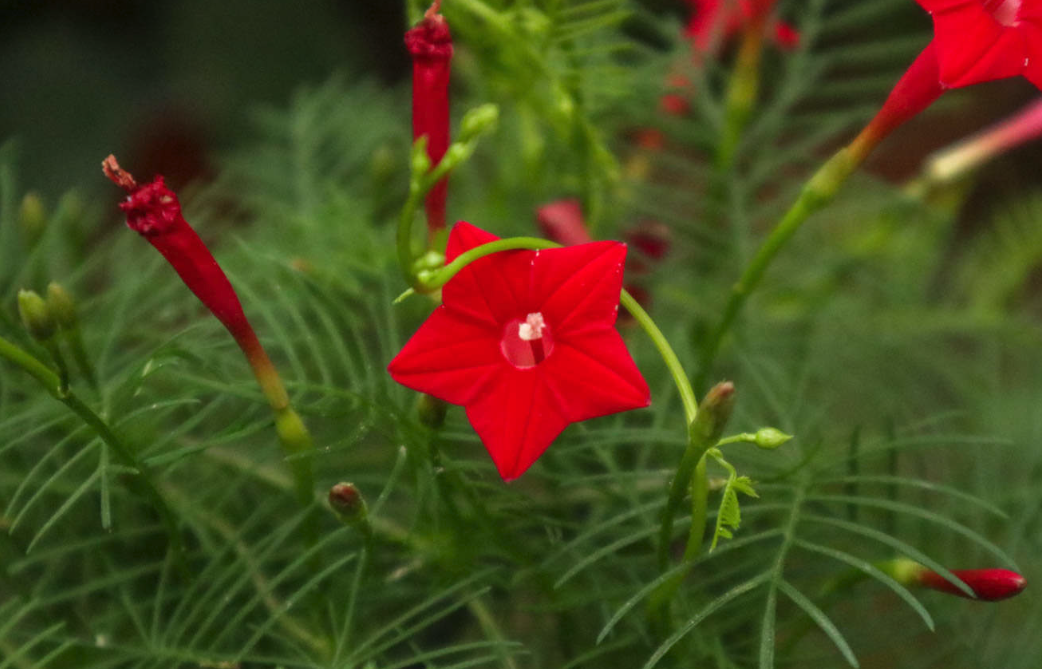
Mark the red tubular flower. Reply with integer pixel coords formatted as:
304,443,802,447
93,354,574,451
406,1,454,236
102,155,288,411
388,222,651,481
851,1,1042,161
919,567,1028,601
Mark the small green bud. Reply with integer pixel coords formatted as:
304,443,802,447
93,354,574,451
46,282,78,330
18,289,57,341
19,192,47,246
417,393,448,429
754,427,792,450
329,482,368,525
690,381,736,444
458,104,499,142
411,250,445,275
370,144,398,184
411,136,432,176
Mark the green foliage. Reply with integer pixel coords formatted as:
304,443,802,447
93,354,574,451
2,1,1041,668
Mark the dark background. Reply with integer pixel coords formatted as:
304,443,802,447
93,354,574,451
0,0,408,194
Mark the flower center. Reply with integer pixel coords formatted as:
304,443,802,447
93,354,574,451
500,312,554,369
984,0,1020,25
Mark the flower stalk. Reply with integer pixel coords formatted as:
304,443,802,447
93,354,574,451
695,44,946,391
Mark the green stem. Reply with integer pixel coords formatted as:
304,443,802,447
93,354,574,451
65,326,99,391
421,237,558,290
617,291,699,427
695,146,861,392
714,24,764,176
0,334,184,564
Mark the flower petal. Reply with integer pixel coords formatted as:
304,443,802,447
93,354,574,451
920,0,1029,88
388,307,504,405
442,221,534,326
465,369,570,481
541,330,651,423
530,242,627,337
1023,21,1042,88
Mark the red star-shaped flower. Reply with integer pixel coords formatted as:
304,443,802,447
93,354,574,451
916,0,1042,88
388,222,651,481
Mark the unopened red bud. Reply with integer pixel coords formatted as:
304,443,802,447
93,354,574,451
919,568,1027,602
329,482,368,524
406,3,453,234
886,558,1027,602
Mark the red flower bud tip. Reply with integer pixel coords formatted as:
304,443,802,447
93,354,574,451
102,155,289,411
919,567,1027,602
536,199,593,247
406,1,453,236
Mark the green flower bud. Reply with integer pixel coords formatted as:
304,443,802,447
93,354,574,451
411,136,432,176
459,104,499,142
754,427,792,449
18,289,57,341
417,393,448,429
19,192,47,246
46,282,78,330
690,381,736,444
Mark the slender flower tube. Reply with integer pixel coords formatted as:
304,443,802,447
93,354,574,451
406,0,454,237
102,155,314,504
924,96,1042,185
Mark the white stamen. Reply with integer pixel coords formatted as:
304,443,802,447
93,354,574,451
518,312,546,341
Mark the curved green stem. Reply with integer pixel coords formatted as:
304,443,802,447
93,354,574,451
420,237,558,290
0,334,185,564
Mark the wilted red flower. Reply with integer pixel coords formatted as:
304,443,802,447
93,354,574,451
916,0,1042,89
102,155,288,409
388,222,651,480
406,1,454,235
918,567,1028,601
